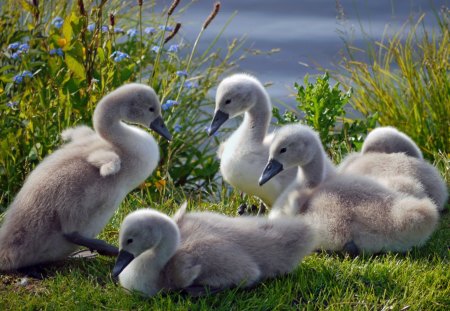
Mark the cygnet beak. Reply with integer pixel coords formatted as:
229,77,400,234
259,159,283,186
208,109,229,136
112,249,135,278
150,116,172,141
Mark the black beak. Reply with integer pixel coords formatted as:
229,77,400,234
259,159,284,186
208,110,229,136
150,116,172,141
112,250,135,278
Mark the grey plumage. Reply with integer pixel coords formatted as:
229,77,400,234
265,124,439,254
361,126,423,159
0,84,170,271
208,73,302,206
339,127,448,211
114,203,316,297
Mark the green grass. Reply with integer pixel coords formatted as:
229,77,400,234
1,192,449,310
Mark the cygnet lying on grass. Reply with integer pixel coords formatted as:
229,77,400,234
339,127,448,211
112,202,316,297
260,124,439,254
208,73,320,208
0,83,171,272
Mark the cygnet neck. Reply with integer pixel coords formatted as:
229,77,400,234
297,150,325,188
93,98,133,149
240,86,271,143
146,221,180,269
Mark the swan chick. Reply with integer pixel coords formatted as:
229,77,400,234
260,124,439,254
0,83,171,271
207,73,300,207
362,126,423,159
113,203,316,297
339,127,448,211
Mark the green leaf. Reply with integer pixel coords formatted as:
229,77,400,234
62,16,73,44
65,54,85,81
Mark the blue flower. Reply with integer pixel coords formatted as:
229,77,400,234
184,81,198,89
52,17,64,29
87,23,95,32
110,51,129,62
7,101,18,108
8,42,20,50
22,70,33,78
18,43,29,52
176,70,188,77
151,46,160,53
13,74,23,84
114,27,124,33
127,29,138,38
144,27,155,35
162,99,178,111
49,48,64,56
158,25,174,31
13,70,34,83
168,44,179,53
11,52,22,60
101,25,109,33
174,124,182,133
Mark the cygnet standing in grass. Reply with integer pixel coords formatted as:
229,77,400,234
112,202,316,297
207,73,310,208
260,124,439,254
339,127,448,211
0,83,172,272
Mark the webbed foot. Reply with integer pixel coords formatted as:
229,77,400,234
63,232,119,256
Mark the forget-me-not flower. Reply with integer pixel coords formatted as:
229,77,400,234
168,44,179,53
11,52,22,60
114,27,124,33
22,70,33,78
7,101,18,108
8,42,20,50
18,43,29,52
52,17,64,29
151,46,160,53
184,81,198,89
13,74,23,84
176,70,188,77
87,23,95,32
127,29,138,38
158,25,174,32
101,25,109,33
174,124,182,133
110,51,130,62
161,99,178,111
49,48,64,56
144,27,155,35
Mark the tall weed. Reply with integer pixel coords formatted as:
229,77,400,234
336,8,449,160
0,0,242,209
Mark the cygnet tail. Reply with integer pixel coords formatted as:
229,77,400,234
173,201,188,223
390,196,439,251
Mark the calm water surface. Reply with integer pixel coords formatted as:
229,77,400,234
154,0,447,106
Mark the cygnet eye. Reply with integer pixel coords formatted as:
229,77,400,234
127,238,133,244
280,147,287,154
224,99,231,105
149,107,155,112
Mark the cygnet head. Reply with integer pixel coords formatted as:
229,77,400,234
208,73,265,136
362,126,422,159
94,83,172,140
259,124,322,185
112,209,180,278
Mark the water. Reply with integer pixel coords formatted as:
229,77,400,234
154,0,446,106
